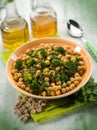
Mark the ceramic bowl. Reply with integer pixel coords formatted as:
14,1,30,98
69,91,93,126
6,38,92,99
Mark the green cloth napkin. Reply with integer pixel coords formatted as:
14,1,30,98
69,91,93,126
0,35,97,124
0,50,13,64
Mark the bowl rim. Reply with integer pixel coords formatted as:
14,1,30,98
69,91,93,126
6,38,92,99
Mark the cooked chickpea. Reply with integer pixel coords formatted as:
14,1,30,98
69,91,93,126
62,82,67,87
51,83,55,86
65,54,71,59
49,70,55,76
33,58,38,63
44,71,50,76
66,87,70,92
55,66,61,71
58,85,61,90
22,56,28,61
58,54,62,58
18,78,23,82
81,66,86,71
48,87,52,90
21,84,26,89
11,69,18,74
61,88,66,94
74,80,79,86
63,58,68,62
66,49,73,54
78,61,84,65
61,56,65,61
25,87,31,92
50,90,56,96
52,85,59,91
44,77,50,82
71,57,76,62
18,73,22,78
38,54,43,59
45,60,50,65
22,53,27,58
36,63,41,69
26,55,30,60
78,70,84,75
67,81,71,86
47,56,51,60
17,81,24,87
70,77,75,83
78,66,86,71
56,81,61,85
69,84,75,90
74,76,82,82
36,70,41,76
43,68,49,73
41,91,46,96
13,75,18,81
14,73,18,77
75,73,80,77
56,90,61,96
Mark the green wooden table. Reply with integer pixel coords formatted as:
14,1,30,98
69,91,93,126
0,0,97,130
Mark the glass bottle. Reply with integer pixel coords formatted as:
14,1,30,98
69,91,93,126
30,0,57,38
0,0,6,24
0,0,30,50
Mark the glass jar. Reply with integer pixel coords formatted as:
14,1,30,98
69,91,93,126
30,0,57,38
0,0,30,50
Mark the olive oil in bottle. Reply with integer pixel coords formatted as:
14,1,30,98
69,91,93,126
31,12,57,38
30,0,57,38
1,0,30,50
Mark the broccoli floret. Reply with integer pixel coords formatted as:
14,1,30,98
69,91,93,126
51,72,69,83
40,60,46,69
63,59,79,76
30,67,36,74
30,78,44,95
50,72,59,82
54,47,65,54
27,58,35,67
51,59,62,67
28,50,38,57
15,59,23,69
30,75,49,95
38,48,47,58
49,51,58,59
23,73,32,83
59,72,69,82
30,79,40,94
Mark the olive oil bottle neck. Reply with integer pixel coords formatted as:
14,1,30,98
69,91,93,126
32,0,53,10
5,0,20,20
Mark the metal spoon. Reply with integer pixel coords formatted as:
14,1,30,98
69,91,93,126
67,19,97,61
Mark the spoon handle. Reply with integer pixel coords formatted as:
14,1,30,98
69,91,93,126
85,41,97,61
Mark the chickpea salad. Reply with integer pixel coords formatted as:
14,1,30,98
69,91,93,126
12,44,86,97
